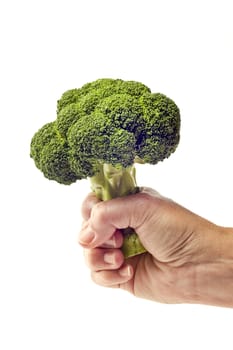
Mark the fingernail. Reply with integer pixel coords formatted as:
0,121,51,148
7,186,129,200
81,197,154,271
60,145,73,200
119,265,132,277
79,230,95,245
104,252,116,265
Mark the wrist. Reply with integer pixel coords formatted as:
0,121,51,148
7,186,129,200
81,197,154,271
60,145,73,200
187,226,233,307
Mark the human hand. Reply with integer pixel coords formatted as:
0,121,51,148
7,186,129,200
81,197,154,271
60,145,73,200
78,187,225,304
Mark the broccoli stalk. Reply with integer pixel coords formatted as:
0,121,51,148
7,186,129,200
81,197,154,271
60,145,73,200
90,163,146,258
30,78,180,259
90,163,137,200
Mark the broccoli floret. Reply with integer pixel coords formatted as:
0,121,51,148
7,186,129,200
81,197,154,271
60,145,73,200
30,122,56,168
30,121,79,184
56,103,85,138
30,78,181,258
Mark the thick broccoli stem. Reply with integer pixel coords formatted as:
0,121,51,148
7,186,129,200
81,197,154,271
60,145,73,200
90,164,146,258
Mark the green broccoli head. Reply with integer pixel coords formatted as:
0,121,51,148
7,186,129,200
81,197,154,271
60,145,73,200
30,78,180,185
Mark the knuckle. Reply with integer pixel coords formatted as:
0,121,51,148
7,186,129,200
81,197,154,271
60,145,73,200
91,270,105,286
81,192,100,220
84,248,98,269
91,201,108,224
83,248,92,268
90,271,98,284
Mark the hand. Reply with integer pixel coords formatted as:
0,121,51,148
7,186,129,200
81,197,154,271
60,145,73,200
78,188,229,305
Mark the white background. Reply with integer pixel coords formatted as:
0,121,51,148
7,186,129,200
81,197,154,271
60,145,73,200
1,0,233,349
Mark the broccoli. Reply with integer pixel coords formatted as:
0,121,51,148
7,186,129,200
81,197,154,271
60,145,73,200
30,78,180,258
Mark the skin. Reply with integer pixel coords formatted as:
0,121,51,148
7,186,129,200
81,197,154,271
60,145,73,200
79,188,233,308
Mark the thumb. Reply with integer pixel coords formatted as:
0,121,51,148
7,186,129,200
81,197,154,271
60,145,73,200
78,189,162,248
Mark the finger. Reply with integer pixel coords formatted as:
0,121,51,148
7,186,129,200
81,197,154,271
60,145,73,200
79,225,123,248
79,221,123,248
80,192,158,248
84,247,124,271
100,230,123,249
91,264,133,288
81,192,100,220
